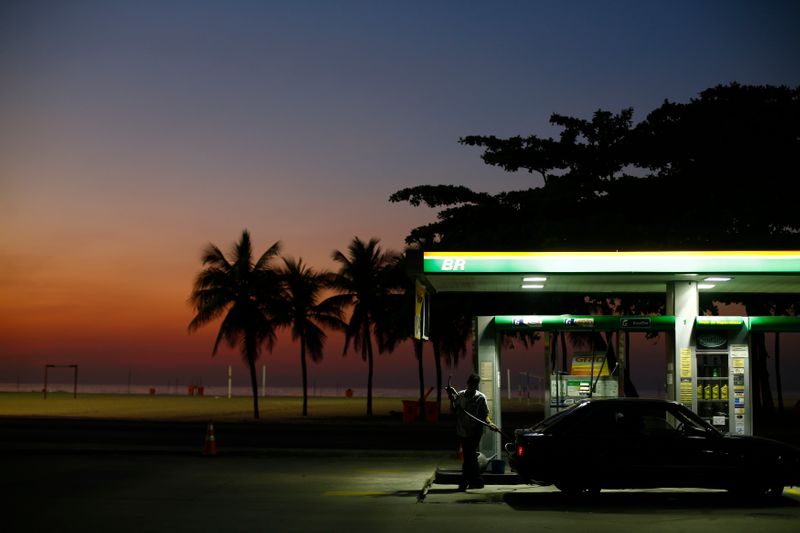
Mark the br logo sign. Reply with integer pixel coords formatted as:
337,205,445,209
441,259,466,271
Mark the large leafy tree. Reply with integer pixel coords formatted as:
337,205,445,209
630,83,800,248
188,230,282,419
390,108,639,251
328,238,400,416
276,257,346,416
392,84,800,251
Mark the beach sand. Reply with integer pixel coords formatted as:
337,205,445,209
0,391,545,422
2,391,796,446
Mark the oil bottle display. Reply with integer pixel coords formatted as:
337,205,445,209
694,336,730,432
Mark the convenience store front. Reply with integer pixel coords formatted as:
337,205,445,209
413,251,800,460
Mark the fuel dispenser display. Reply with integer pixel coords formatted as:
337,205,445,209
550,353,619,410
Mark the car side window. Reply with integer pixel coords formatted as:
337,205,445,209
612,406,646,435
612,406,682,437
669,406,713,435
641,410,680,436
556,405,612,435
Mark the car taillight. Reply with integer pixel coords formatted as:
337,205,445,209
516,444,524,457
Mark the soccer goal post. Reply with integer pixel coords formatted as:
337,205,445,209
43,364,78,399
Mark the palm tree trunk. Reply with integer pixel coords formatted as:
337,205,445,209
752,331,775,415
248,359,260,420
246,332,260,420
774,332,783,413
415,338,425,422
433,341,442,416
366,326,374,417
559,331,568,371
301,338,309,416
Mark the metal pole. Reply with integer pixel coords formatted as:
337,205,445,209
227,365,232,399
73,365,78,398
43,365,49,399
507,368,511,400
261,365,266,398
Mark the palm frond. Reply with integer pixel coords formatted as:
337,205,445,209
200,244,231,269
254,240,282,271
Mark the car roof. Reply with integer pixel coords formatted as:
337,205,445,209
578,398,681,406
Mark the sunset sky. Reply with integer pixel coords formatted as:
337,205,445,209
2,1,799,394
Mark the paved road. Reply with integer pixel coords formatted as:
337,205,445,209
4,450,800,532
0,416,456,451
3,418,800,532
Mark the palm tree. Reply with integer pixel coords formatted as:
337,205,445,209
377,253,427,420
328,237,399,416
428,293,473,410
277,257,346,416
188,230,282,420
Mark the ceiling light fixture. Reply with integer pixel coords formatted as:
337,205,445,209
521,284,545,289
704,276,732,282
698,283,716,289
522,276,548,282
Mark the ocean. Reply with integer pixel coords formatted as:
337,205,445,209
0,382,427,399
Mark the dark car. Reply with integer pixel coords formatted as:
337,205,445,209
506,398,800,498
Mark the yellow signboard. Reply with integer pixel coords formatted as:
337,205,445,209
570,354,610,377
413,281,428,340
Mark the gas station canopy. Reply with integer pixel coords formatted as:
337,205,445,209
418,251,800,294
412,250,800,454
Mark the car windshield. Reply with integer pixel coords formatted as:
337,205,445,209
525,400,722,438
671,403,721,435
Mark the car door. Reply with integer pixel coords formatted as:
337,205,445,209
599,403,711,488
634,404,724,488
602,404,658,487
552,403,638,489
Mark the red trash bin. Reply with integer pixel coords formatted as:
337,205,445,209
402,400,419,423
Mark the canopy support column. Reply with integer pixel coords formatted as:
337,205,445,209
666,281,698,404
475,316,501,461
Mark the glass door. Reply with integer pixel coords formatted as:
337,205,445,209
695,349,730,432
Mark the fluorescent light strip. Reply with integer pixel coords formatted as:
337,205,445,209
698,284,716,289
522,276,548,282
521,284,545,289
704,276,732,282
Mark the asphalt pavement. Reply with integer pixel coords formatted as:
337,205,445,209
3,415,800,533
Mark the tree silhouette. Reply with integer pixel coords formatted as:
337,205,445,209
188,230,281,419
377,254,429,420
276,257,346,416
328,238,400,416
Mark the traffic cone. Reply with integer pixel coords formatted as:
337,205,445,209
203,421,218,456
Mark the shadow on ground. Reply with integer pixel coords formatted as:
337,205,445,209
503,490,800,512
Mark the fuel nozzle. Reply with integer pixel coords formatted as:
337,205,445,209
445,385,458,400
445,375,458,400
